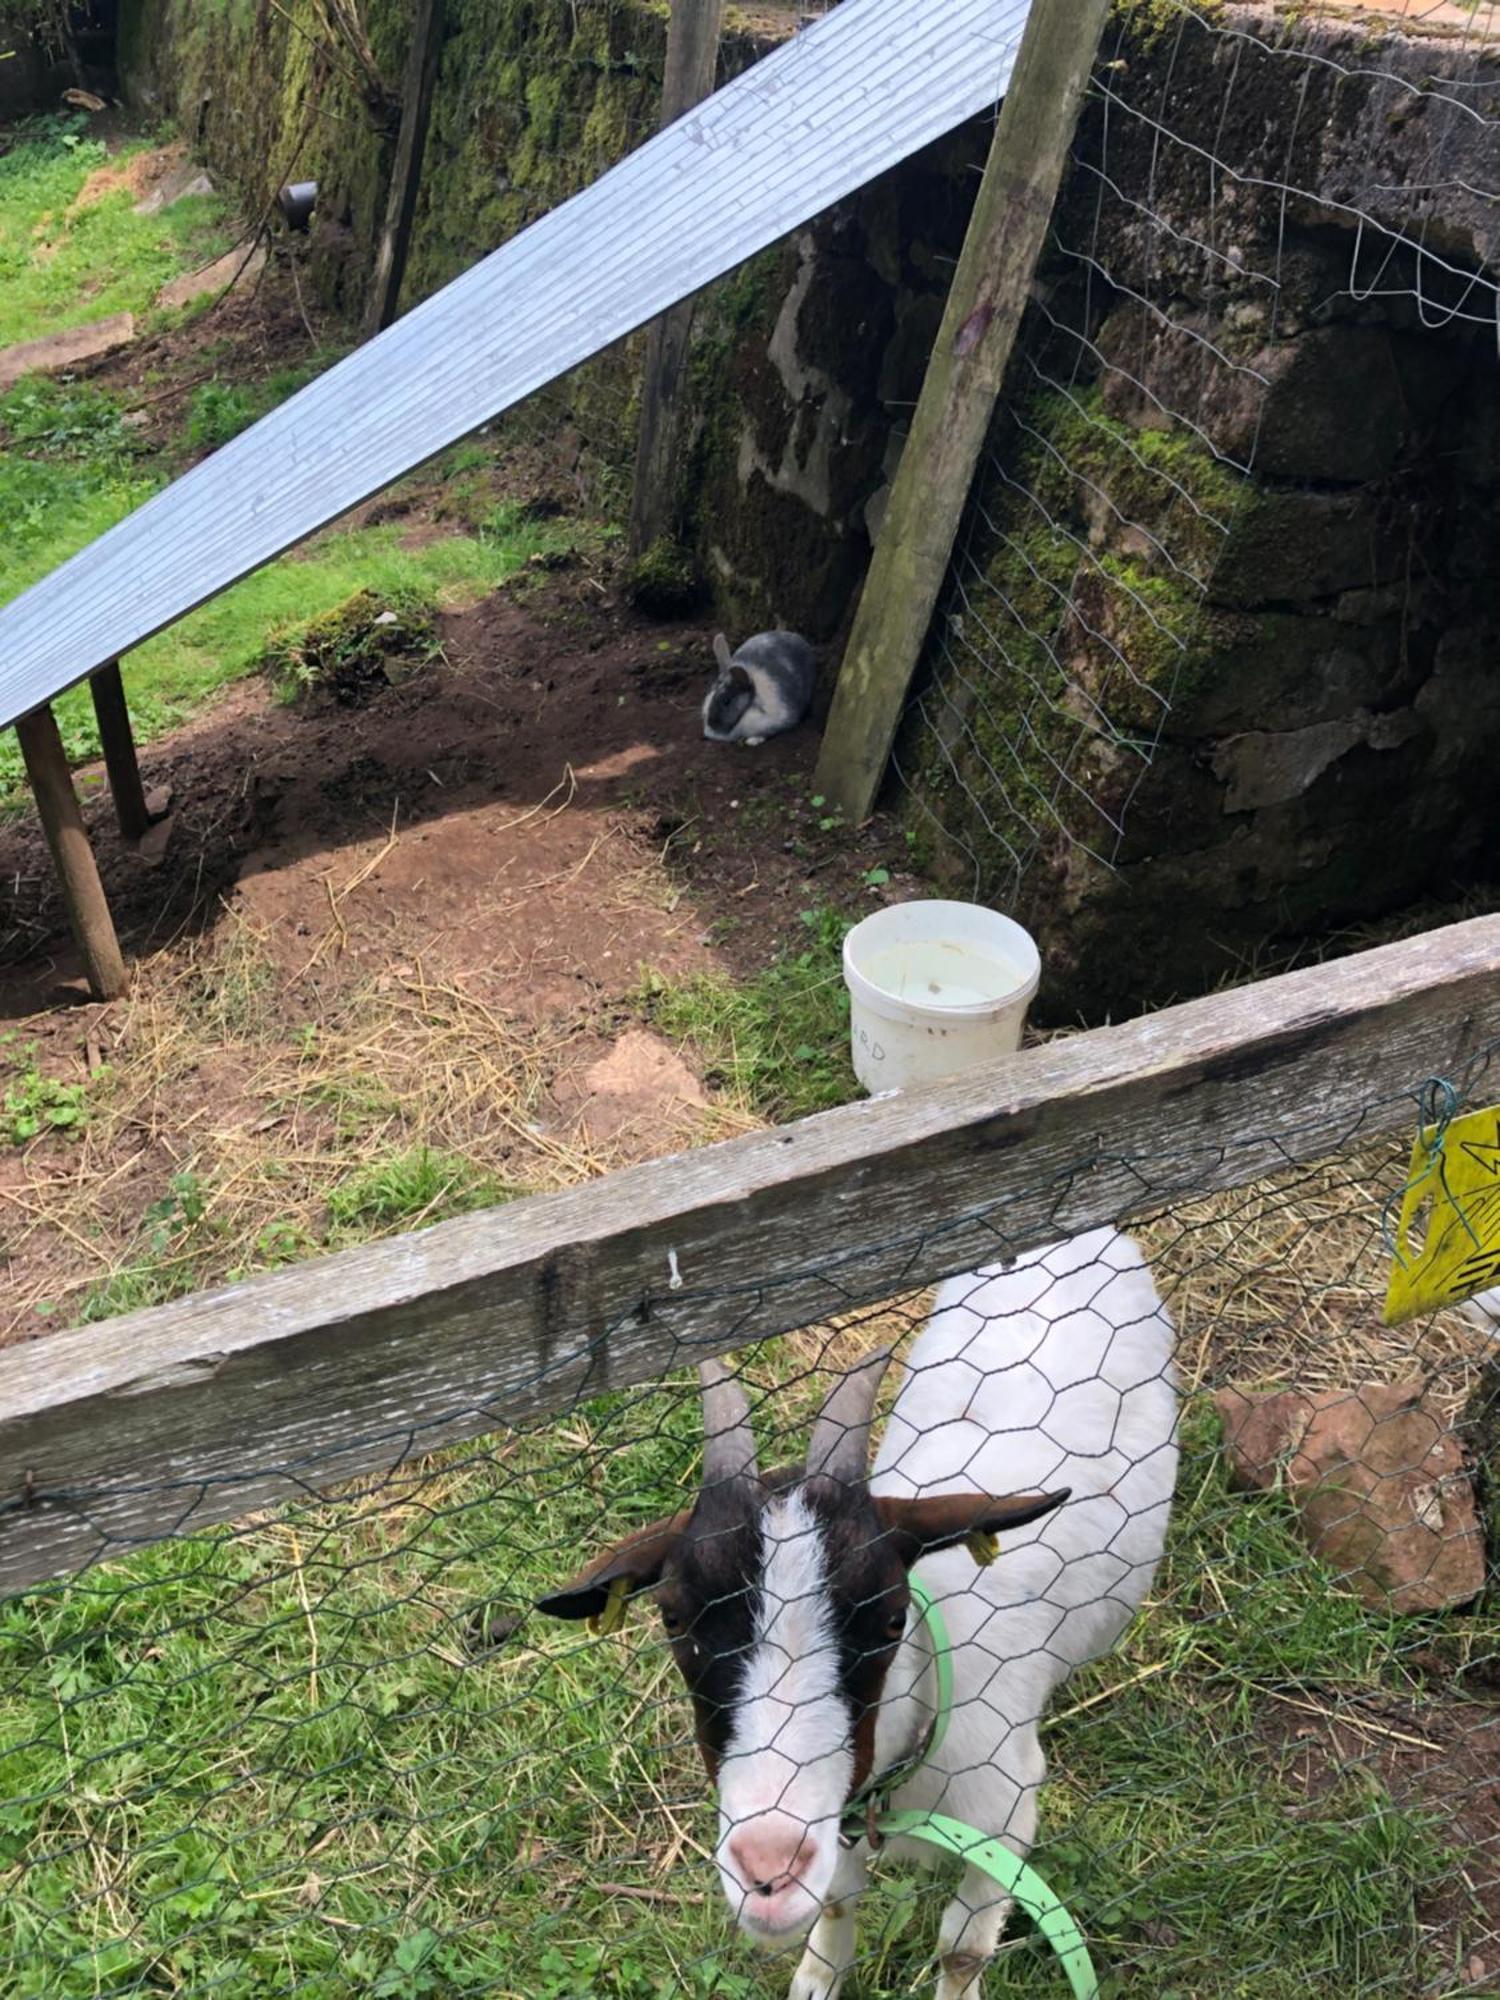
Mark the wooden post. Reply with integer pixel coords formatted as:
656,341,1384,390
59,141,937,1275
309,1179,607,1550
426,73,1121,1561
813,0,1111,822
627,0,725,558
15,704,127,1001
363,0,445,339
88,661,151,842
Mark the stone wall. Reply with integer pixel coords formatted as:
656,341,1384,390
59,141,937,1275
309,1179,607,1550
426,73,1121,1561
898,8,1500,1021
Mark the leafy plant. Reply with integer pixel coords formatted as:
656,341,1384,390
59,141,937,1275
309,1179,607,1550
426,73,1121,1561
186,379,257,451
0,1036,92,1143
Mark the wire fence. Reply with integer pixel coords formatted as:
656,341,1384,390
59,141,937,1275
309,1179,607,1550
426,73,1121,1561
3,1036,1497,1997
888,0,1500,1017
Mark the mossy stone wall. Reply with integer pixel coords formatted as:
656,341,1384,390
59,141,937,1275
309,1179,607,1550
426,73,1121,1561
898,9,1500,1022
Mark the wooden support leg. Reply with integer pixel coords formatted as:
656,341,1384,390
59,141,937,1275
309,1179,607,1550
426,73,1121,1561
89,661,151,842
626,0,724,556
15,704,127,1001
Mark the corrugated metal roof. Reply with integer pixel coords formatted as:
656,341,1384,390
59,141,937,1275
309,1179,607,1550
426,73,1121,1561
0,0,1029,731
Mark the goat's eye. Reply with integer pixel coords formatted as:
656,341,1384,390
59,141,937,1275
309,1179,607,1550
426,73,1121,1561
886,1608,908,1639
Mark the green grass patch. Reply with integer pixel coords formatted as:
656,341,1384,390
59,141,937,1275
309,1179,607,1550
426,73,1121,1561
639,905,856,1120
325,1145,516,1240
0,1396,1471,1997
0,119,233,346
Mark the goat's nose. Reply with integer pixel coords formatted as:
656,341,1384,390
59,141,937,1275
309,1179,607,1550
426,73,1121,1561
727,1824,816,1898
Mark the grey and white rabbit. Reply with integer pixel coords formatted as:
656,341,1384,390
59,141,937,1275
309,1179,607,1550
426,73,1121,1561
701,630,817,746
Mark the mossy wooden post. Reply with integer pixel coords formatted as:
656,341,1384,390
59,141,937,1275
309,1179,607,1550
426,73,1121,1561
813,0,1111,822
364,0,445,338
627,0,725,559
14,703,126,1001
88,661,150,842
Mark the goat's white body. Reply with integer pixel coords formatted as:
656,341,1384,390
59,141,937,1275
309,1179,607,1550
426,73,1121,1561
792,1226,1179,1999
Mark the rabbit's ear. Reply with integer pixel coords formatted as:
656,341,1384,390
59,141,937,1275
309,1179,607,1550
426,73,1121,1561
713,633,734,672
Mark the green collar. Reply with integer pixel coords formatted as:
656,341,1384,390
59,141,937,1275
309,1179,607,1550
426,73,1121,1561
840,1575,1099,2000
839,1575,951,1840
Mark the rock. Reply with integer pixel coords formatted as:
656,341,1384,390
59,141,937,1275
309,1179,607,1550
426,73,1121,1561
156,242,266,312
564,1030,709,1147
137,813,176,867
1215,1382,1486,1614
0,313,136,392
1211,708,1424,815
134,164,215,215
144,784,174,820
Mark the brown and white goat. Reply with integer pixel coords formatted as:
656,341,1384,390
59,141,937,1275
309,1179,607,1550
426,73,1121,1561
539,1226,1179,1999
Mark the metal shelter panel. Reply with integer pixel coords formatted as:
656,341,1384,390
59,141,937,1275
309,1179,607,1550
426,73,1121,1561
0,0,1030,731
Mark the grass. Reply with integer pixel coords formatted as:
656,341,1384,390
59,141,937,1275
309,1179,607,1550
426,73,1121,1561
0,1381,1481,1999
639,905,857,1121
0,426,568,801
0,118,233,346
325,1146,516,1241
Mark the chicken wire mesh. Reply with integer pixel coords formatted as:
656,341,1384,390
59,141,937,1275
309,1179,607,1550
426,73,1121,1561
887,0,1500,1010
2,1037,1498,1999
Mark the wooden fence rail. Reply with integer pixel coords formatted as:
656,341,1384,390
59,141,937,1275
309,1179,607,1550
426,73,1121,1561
2,915,1499,1594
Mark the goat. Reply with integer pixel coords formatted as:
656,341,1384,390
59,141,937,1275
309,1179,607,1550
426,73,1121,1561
538,1225,1179,1999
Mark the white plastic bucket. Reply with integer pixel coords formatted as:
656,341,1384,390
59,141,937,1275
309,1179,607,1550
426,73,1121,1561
842,899,1040,1094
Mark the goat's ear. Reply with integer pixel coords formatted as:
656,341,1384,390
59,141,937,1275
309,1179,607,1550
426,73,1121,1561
873,1489,1070,1565
534,1509,692,1628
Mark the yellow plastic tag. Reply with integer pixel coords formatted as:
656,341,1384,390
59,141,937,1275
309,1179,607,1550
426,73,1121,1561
1383,1103,1500,1325
965,1531,1001,1566
587,1575,631,1637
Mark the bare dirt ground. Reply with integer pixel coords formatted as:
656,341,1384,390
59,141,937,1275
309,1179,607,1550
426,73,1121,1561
0,553,905,1344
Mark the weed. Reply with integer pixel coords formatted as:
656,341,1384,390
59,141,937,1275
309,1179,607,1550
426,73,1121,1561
79,1169,217,1322
325,1145,514,1238
640,905,855,1120
185,379,257,450
0,1036,92,1144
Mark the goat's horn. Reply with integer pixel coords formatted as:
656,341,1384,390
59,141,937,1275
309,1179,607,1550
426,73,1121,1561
805,1347,894,1484
699,1357,758,1485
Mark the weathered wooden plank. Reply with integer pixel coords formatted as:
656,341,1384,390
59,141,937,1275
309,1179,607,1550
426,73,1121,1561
88,662,151,843
627,0,725,558
3,916,1499,1593
363,0,445,338
13,703,126,1001
813,0,1111,821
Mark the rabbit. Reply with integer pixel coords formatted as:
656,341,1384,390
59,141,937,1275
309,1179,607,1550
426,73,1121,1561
702,630,817,746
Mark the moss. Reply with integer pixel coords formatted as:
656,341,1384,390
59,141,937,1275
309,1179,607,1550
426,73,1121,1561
260,587,437,705
625,536,703,616
1108,0,1225,51
899,384,1239,899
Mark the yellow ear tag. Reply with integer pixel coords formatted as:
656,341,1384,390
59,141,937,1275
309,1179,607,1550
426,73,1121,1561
966,1531,1000,1566
588,1575,631,1637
